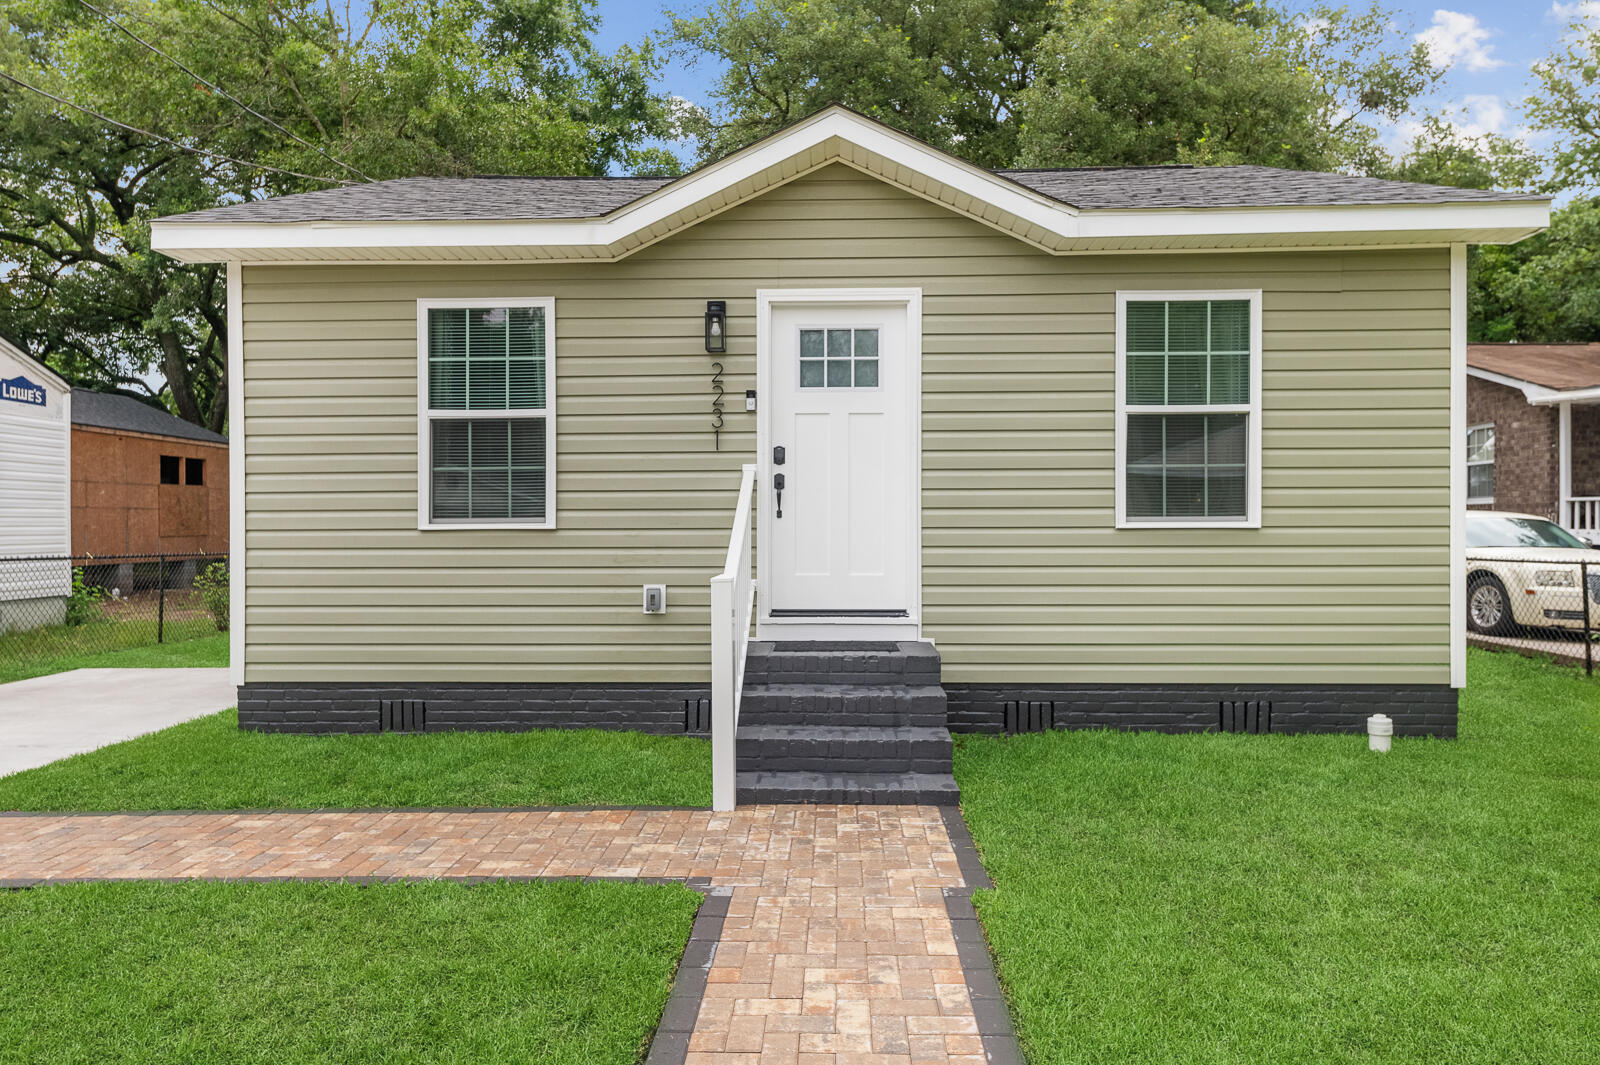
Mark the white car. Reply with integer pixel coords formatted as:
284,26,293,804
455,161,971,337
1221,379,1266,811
1466,511,1600,635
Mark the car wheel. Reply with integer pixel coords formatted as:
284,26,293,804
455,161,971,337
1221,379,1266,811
1467,574,1517,636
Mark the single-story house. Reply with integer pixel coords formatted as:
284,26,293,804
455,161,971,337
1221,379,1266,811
149,107,1549,806
1466,343,1600,539
71,391,229,559
0,336,72,631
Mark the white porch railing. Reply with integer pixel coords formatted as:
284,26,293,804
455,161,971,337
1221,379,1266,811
1566,497,1600,538
711,463,758,811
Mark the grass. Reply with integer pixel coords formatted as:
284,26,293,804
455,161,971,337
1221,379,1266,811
0,708,710,809
0,631,229,685
955,648,1600,1065
0,878,699,1065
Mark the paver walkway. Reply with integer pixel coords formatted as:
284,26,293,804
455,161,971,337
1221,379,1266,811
0,805,1011,1065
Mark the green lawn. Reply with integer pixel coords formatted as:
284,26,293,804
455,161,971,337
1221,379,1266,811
0,708,710,809
956,648,1600,1065
0,878,698,1065
0,631,228,685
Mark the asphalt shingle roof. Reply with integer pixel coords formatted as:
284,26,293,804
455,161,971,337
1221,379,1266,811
167,176,675,224
156,163,1539,227
996,165,1544,209
1468,343,1600,392
72,391,228,444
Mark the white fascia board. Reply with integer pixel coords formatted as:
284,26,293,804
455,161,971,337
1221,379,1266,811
1529,385,1600,406
1466,364,1559,403
1070,199,1550,242
148,107,1552,261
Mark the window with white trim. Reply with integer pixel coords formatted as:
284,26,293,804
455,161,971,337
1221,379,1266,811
1116,292,1261,527
1466,423,1494,503
418,299,554,528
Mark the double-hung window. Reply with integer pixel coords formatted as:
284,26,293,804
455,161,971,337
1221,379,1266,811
1116,291,1262,528
1466,423,1494,504
418,298,555,529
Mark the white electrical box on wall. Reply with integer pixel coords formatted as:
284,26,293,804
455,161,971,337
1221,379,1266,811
642,584,667,614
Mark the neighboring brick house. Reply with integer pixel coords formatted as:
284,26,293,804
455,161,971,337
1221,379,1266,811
70,391,229,557
1467,343,1600,538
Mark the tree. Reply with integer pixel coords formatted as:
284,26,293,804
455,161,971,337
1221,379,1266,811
669,0,1440,172
1372,115,1542,193
668,0,1058,168
0,0,674,431
1526,15,1600,194
1014,0,1439,169
1471,200,1600,343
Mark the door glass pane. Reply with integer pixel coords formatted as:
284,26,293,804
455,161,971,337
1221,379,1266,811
800,330,824,358
827,360,852,387
826,329,852,358
854,360,879,387
800,361,824,388
854,329,879,358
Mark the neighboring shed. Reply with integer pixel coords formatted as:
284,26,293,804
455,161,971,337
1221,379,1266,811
0,337,72,630
70,391,229,557
1466,342,1600,536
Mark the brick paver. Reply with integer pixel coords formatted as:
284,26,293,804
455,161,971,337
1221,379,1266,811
0,806,985,1065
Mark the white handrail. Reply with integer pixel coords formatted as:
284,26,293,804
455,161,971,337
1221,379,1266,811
711,463,759,811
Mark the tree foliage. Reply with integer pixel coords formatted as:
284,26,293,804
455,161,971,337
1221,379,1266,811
1526,16,1600,194
669,0,1441,172
668,0,1057,168
0,0,673,430
1015,0,1438,169
1471,200,1600,344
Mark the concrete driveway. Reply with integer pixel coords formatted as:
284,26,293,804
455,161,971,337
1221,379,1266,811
0,668,233,777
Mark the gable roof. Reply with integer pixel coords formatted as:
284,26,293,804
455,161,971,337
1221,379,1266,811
72,390,228,444
150,105,1550,264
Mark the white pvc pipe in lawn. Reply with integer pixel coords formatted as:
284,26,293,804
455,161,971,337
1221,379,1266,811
1368,713,1394,753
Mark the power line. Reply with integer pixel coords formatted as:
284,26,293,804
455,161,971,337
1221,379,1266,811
73,0,373,182
0,69,354,186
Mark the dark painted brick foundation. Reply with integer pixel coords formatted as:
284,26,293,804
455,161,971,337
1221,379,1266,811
238,681,1458,738
236,684,711,735
945,684,1458,737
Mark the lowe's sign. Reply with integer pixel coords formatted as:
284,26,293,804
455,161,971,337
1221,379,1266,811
1,375,47,407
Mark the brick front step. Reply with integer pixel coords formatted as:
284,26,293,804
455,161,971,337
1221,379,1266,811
737,640,957,803
735,770,961,805
736,724,953,774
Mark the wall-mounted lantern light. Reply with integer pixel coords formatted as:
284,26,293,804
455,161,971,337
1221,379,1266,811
704,300,727,354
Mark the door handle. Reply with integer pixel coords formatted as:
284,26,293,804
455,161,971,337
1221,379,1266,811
774,473,785,518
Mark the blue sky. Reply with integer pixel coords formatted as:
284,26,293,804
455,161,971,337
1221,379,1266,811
592,0,1593,165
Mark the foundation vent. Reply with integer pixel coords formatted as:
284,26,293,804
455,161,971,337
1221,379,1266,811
1219,700,1272,734
684,697,712,733
1004,700,1055,735
378,699,426,733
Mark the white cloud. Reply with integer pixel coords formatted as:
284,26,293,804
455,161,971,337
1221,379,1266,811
1416,10,1505,72
1549,1,1600,23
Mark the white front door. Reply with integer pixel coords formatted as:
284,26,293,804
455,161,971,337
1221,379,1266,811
764,298,916,618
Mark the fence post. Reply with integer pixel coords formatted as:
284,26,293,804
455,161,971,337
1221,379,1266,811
157,555,166,644
1585,560,1593,678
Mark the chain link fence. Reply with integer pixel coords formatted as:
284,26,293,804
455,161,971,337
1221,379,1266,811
1466,554,1599,675
0,554,229,669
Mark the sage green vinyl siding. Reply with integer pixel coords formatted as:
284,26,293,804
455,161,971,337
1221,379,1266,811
239,164,1450,685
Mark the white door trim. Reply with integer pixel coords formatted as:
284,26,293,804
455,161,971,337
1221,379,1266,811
755,287,923,641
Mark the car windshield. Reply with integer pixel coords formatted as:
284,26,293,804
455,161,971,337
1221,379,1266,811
1466,515,1588,549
